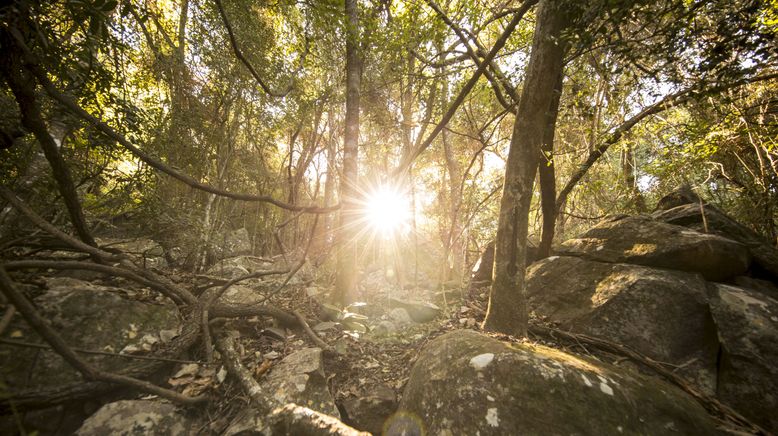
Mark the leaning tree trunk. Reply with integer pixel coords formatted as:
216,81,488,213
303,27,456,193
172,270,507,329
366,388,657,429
333,0,361,305
483,0,568,336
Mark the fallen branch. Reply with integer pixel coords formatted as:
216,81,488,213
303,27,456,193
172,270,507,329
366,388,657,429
292,310,333,352
202,268,289,362
4,259,191,306
213,332,274,414
266,403,369,436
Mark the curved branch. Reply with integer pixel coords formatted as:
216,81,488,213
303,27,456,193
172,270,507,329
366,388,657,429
555,72,778,212
6,29,336,214
214,0,292,97
3,259,194,306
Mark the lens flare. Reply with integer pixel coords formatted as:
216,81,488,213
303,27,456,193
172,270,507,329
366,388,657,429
363,184,411,237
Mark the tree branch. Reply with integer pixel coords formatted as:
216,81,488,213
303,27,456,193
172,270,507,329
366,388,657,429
214,0,292,97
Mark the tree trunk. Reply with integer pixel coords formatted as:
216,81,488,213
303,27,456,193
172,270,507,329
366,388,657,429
537,72,564,259
0,37,96,247
483,0,568,336
333,0,361,305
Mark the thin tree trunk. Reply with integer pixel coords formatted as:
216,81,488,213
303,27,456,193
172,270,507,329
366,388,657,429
538,72,564,258
1,42,96,246
483,0,568,336
333,0,361,305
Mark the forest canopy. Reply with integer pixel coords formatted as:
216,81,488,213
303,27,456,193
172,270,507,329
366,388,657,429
0,0,776,335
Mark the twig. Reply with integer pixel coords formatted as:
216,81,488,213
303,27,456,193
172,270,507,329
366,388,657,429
0,338,199,365
292,310,333,352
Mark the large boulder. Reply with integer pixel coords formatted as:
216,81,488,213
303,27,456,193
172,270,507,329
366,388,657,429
341,384,398,434
76,400,194,435
653,203,778,282
388,298,441,323
0,278,180,389
708,284,778,431
394,330,718,435
559,215,750,281
526,256,719,392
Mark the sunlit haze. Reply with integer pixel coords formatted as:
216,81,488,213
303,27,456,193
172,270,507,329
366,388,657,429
363,184,411,237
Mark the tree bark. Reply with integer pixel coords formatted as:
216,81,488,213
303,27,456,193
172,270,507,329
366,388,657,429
0,36,96,247
333,0,361,305
483,0,568,336
537,72,564,258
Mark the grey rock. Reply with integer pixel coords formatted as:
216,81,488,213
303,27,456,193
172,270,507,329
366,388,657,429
342,384,398,434
654,202,778,282
708,283,778,432
388,308,413,326
397,330,718,436
76,400,193,435
0,280,179,389
526,255,719,393
263,348,340,417
388,298,441,323
559,215,750,281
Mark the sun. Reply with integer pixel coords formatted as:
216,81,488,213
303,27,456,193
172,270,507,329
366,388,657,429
363,184,411,237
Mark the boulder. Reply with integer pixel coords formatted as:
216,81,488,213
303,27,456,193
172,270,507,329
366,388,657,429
0,278,180,389
526,256,720,392
388,298,441,323
341,384,398,434
76,400,194,435
388,308,413,327
225,228,252,257
559,215,750,281
470,241,495,284
653,203,778,282
263,348,340,418
223,348,340,435
708,284,778,432
395,330,718,435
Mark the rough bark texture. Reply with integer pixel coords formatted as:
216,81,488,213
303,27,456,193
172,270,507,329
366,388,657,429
333,0,361,305
483,0,568,336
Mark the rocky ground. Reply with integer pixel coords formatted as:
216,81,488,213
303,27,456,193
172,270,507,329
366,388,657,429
1,189,777,435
